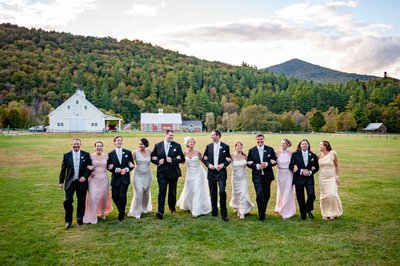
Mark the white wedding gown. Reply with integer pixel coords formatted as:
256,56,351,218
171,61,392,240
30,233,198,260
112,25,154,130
177,156,212,217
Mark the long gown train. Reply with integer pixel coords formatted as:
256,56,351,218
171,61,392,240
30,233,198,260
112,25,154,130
177,156,211,217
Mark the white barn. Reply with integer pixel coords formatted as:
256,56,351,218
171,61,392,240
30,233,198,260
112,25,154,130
48,89,122,133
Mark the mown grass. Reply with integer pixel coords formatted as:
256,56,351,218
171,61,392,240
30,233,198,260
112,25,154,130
0,132,399,265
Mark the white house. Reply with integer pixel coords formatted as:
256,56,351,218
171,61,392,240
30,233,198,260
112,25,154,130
141,109,182,132
48,89,122,133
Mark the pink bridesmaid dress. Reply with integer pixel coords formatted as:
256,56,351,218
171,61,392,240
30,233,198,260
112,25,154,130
83,154,113,224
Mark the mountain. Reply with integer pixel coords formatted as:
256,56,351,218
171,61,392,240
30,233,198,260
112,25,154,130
264,58,378,83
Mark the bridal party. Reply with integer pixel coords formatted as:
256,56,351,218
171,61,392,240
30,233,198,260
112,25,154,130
58,130,343,229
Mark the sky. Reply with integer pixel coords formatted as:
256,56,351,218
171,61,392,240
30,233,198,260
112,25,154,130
0,0,399,78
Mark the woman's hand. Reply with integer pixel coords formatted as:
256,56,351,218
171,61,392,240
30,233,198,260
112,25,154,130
87,165,94,171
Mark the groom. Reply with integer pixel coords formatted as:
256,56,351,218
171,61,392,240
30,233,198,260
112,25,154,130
247,133,277,222
151,130,185,219
107,136,134,222
59,138,92,229
203,129,231,221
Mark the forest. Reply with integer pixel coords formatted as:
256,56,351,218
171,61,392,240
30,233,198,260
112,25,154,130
0,23,399,132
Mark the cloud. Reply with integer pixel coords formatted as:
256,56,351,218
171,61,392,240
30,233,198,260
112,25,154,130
135,1,398,77
126,4,158,17
0,0,96,29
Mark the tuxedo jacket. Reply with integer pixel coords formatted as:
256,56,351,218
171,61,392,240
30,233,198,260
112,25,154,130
151,141,185,179
107,148,134,186
247,145,277,181
289,150,319,186
59,150,91,190
203,142,231,180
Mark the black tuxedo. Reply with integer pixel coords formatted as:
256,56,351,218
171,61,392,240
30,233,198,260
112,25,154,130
203,142,231,218
59,150,91,224
107,148,134,221
151,141,184,214
247,145,277,221
289,150,319,216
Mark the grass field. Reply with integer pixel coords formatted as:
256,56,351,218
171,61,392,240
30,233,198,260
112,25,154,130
0,132,399,265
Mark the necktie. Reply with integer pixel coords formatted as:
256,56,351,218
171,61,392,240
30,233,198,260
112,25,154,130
165,142,170,155
117,149,122,164
259,147,263,162
303,151,308,166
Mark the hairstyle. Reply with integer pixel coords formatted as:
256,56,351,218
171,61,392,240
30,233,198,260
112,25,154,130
165,130,174,135
256,133,264,139
212,129,221,138
113,135,123,142
72,138,81,144
140,138,149,148
94,140,104,147
184,136,196,147
282,138,292,147
321,140,332,151
234,140,246,156
296,139,311,152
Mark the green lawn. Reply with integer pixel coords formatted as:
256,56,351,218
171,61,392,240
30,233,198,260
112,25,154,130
0,132,399,265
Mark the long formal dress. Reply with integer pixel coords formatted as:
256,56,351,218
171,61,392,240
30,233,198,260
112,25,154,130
274,151,296,219
128,151,152,218
177,156,212,217
318,150,343,219
83,154,113,224
229,159,254,216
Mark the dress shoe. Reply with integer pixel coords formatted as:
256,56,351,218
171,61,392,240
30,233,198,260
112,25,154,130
156,212,164,220
301,213,307,220
169,209,176,214
260,219,265,223
222,216,229,222
307,211,315,219
65,222,71,229
77,220,83,226
212,213,218,217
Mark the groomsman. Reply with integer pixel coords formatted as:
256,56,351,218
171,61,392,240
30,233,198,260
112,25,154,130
59,138,92,229
247,134,277,222
151,130,185,219
107,136,134,222
203,129,231,221
289,139,319,220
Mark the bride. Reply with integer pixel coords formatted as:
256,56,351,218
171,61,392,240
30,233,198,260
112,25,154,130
177,137,211,217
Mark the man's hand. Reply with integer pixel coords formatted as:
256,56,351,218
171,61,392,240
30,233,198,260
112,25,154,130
159,158,165,165
217,163,224,171
79,176,86,182
120,168,127,175
166,157,172,163
108,164,114,170
59,183,64,189
209,164,215,170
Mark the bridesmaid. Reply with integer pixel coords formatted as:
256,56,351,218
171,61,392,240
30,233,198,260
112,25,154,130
274,138,296,219
127,138,152,219
228,141,254,219
318,140,343,220
83,141,113,224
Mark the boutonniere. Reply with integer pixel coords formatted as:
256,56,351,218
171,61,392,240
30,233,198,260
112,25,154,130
309,153,312,156
123,151,125,155
220,146,223,149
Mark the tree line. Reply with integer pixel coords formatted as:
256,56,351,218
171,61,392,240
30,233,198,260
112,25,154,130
0,23,399,132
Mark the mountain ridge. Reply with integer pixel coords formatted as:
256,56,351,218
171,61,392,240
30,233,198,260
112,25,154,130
264,58,379,83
